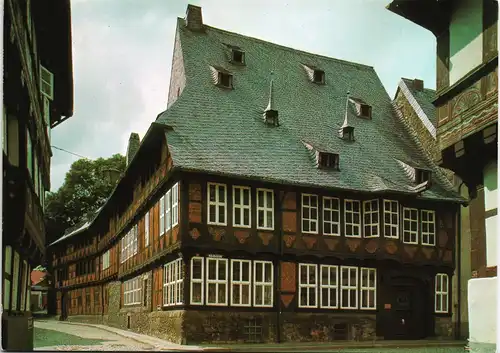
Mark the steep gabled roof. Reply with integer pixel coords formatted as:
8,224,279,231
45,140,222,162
49,206,103,246
399,78,437,135
156,18,462,203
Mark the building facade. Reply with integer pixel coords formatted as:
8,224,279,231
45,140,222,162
49,4,464,345
2,0,74,350
387,0,498,351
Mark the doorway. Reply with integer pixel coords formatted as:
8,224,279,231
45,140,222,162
382,276,429,340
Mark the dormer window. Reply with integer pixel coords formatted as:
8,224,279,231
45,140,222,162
218,72,232,88
339,126,355,141
349,97,372,119
231,49,245,65
313,70,325,84
210,65,233,89
264,110,279,126
416,169,432,184
319,152,339,169
360,104,372,119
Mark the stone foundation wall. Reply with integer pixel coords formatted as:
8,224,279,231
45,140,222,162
183,310,276,344
435,316,454,338
65,315,104,325
281,313,376,342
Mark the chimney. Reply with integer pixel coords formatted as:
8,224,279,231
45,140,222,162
185,4,204,31
126,132,140,166
413,79,424,92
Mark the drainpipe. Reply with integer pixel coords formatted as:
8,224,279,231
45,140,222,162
456,183,464,340
276,191,286,343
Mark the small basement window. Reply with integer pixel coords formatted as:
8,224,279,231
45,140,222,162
313,70,325,84
319,152,339,169
231,49,245,65
218,72,233,89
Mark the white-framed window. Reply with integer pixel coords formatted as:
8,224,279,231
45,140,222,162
164,258,184,306
233,186,251,228
301,194,318,234
123,276,142,306
383,200,399,238
11,251,20,310
320,265,338,309
360,268,376,310
344,199,361,237
120,226,138,263
102,250,110,270
165,189,172,231
40,65,54,100
160,195,165,235
145,211,150,247
340,266,358,309
253,260,273,307
257,189,274,230
206,257,228,306
363,199,379,238
421,210,436,246
323,197,340,236
172,183,179,227
299,263,317,308
27,129,33,178
208,183,227,225
435,273,449,313
230,259,251,306
190,257,204,305
403,207,419,244
20,260,28,311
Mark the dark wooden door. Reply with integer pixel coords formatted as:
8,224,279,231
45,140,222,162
61,292,67,320
383,280,427,340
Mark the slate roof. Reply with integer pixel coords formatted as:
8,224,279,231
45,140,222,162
401,78,437,128
50,206,103,246
156,18,462,203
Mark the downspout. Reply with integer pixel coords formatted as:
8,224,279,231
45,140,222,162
276,191,286,343
456,182,464,340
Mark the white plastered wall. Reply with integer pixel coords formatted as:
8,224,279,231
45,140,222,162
483,160,497,268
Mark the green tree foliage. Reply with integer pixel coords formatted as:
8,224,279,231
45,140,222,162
44,154,126,244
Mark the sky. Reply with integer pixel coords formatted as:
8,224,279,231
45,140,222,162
50,0,436,191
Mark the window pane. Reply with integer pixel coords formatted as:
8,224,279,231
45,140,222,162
219,206,225,223
209,205,216,223
256,286,263,305
266,211,273,228
233,285,241,304
208,283,216,303
258,191,264,207
243,209,250,226
242,285,250,304
192,283,202,303
243,188,250,205
235,211,241,225
266,192,272,208
219,261,226,280
234,189,241,205
264,286,272,305
218,186,225,202
258,211,264,227
209,185,215,202
242,262,250,281
255,263,263,282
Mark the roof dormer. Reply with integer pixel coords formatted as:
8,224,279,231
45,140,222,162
263,72,279,126
210,65,233,89
338,91,355,141
302,64,325,85
225,44,245,65
302,141,339,170
349,97,372,119
396,159,432,191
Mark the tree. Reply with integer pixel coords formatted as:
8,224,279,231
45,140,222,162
45,154,126,244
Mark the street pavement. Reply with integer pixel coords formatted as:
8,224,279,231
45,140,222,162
34,319,467,352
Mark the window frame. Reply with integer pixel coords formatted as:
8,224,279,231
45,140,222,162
340,266,358,310
230,259,252,307
363,199,380,238
159,195,165,236
163,258,184,307
172,183,179,228
421,210,436,246
319,264,338,309
383,199,399,239
102,250,110,270
233,186,251,228
256,188,274,230
123,276,142,306
403,207,419,244
344,199,361,238
145,211,150,247
298,263,318,308
253,260,274,308
190,257,204,305
165,189,172,232
26,129,33,178
322,197,340,236
435,273,449,313
360,267,377,310
206,257,228,306
301,194,319,234
207,183,227,226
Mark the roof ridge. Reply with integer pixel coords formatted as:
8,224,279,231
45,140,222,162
178,18,374,71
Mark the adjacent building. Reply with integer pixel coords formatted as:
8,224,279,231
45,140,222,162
3,0,74,350
49,4,465,345
387,0,498,351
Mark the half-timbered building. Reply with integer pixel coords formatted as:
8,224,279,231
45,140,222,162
3,0,74,350
49,4,465,344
